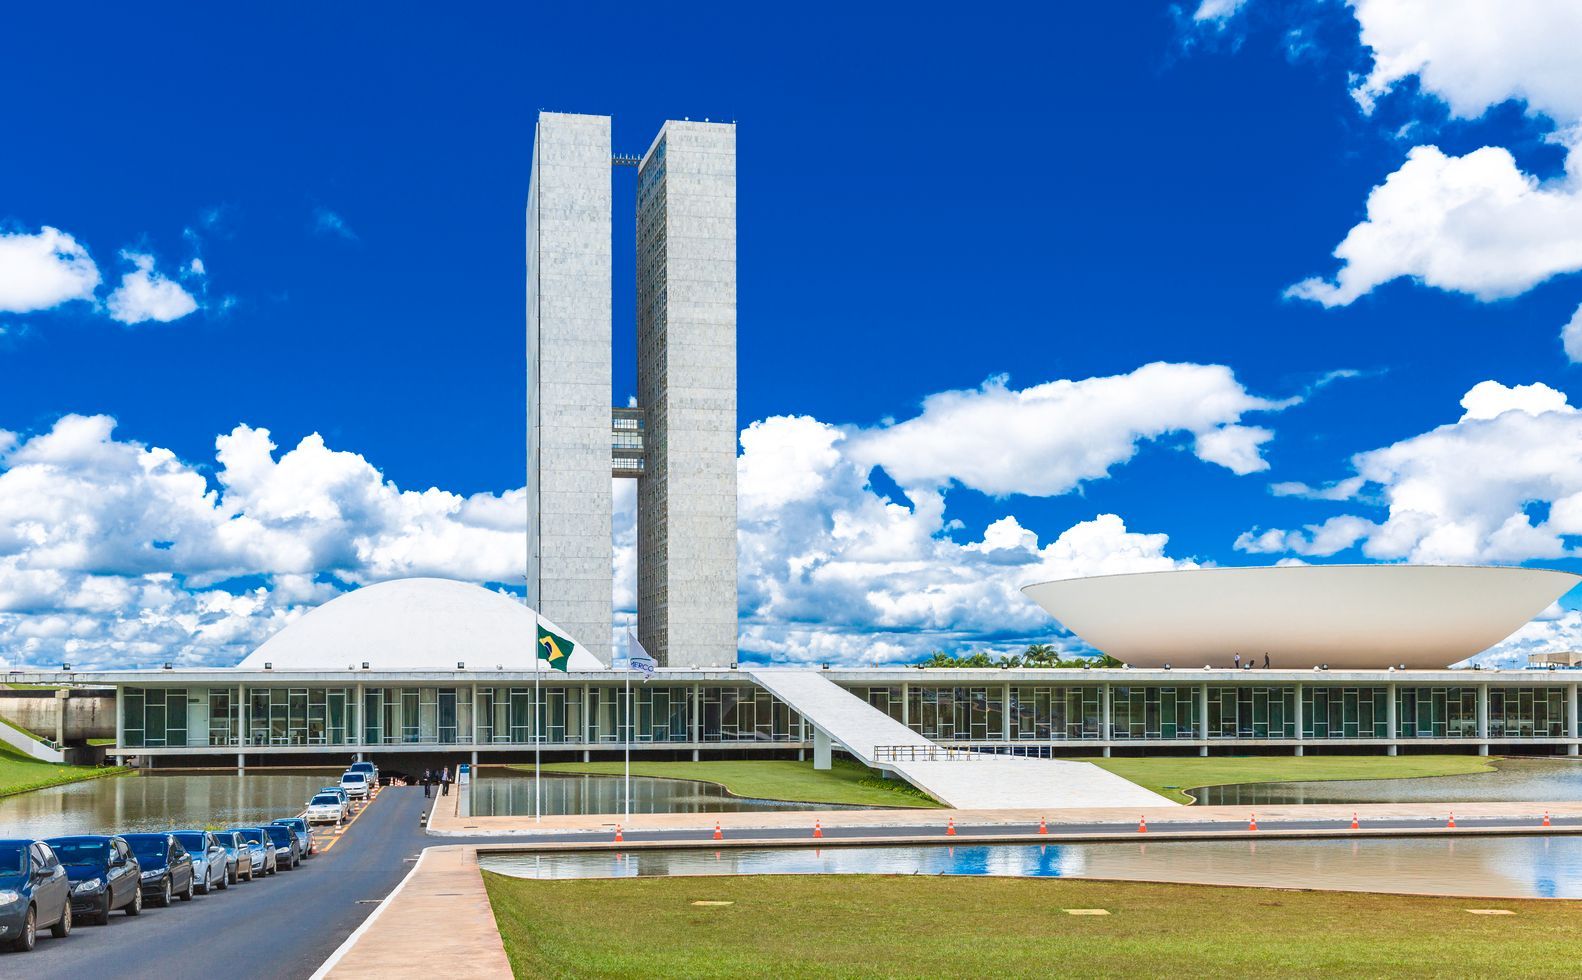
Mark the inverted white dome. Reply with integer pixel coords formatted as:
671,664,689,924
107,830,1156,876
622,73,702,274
237,577,604,671
1023,564,1580,669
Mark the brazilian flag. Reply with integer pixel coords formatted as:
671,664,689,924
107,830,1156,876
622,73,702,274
537,623,575,672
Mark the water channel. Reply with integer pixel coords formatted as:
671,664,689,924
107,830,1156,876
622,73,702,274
0,770,341,839
479,836,1582,899
1191,757,1582,806
469,772,862,816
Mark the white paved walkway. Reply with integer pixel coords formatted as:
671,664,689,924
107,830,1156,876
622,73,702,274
748,668,1177,810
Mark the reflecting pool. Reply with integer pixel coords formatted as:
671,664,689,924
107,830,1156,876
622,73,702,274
470,772,860,816
1192,758,1582,806
480,835,1582,898
0,770,342,839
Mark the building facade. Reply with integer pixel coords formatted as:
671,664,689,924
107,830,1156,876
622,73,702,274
528,111,739,667
39,667,1581,763
636,120,739,668
526,111,615,663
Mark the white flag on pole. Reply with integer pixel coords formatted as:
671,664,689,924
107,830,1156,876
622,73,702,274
626,627,657,680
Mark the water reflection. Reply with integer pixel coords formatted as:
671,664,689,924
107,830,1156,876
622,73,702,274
1193,758,1582,806
471,773,860,816
0,771,343,838
480,836,1582,898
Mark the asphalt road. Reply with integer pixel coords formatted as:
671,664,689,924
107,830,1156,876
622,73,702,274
15,787,447,980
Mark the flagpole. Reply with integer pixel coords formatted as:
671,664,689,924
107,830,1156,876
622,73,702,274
534,615,541,824
624,620,633,822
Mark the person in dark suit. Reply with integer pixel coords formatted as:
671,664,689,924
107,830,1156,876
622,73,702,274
441,766,451,796
422,767,432,798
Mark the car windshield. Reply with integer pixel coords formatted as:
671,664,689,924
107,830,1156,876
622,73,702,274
126,837,167,863
49,840,107,866
264,826,291,844
174,833,207,852
351,763,373,772
342,773,365,783
0,845,24,874
310,795,340,806
235,830,264,845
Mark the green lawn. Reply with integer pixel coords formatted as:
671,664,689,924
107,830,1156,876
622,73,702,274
513,759,942,808
485,873,1578,978
0,745,128,800
1084,754,1500,804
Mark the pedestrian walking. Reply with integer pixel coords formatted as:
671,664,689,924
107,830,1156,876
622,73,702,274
1233,653,1241,670
422,767,432,798
1263,652,1271,669
441,766,451,796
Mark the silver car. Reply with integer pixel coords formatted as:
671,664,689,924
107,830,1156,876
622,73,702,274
214,831,254,884
172,832,230,894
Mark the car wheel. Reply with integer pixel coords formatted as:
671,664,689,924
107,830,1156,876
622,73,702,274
218,870,229,890
125,888,142,916
155,879,171,908
180,876,194,901
50,902,70,939
9,905,34,952
98,890,112,925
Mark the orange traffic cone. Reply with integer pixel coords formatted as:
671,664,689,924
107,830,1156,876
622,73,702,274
1350,813,1359,830
946,818,957,836
713,822,723,841
813,820,823,839
1248,814,1258,832
1543,811,1551,827
1138,815,1147,834
1038,817,1048,835
614,824,624,843
1447,813,1456,829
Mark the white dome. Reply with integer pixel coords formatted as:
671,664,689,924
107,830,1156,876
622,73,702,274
237,578,604,671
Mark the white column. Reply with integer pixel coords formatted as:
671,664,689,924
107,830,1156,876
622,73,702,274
1386,682,1398,756
1198,683,1210,757
1002,682,1012,742
1568,682,1579,757
1100,682,1112,758
115,684,126,755
1477,684,1490,756
1293,682,1304,757
901,682,911,728
812,727,831,770
354,682,365,752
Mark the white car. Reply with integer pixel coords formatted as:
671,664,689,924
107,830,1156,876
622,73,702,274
305,793,348,825
339,771,370,800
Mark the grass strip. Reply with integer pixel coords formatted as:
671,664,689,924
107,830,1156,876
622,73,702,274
1083,754,1501,804
510,758,942,808
485,872,1579,978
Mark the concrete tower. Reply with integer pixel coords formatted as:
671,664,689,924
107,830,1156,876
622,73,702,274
526,112,614,663
635,120,738,667
526,111,737,668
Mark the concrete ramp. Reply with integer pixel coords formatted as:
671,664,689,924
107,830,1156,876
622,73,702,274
749,669,1176,810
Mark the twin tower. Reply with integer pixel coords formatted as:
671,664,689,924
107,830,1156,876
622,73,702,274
526,111,738,667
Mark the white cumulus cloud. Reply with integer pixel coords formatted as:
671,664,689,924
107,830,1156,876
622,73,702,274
105,250,200,324
847,362,1290,498
0,226,101,314
1235,379,1582,564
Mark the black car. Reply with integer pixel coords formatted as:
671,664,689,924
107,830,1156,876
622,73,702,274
0,839,72,952
43,836,142,924
120,834,195,907
261,824,301,870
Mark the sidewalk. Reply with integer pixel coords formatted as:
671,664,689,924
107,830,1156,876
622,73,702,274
429,796,1582,837
315,844,511,980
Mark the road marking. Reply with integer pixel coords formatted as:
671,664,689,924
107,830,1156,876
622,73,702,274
1064,909,1111,915
1466,909,1516,915
318,786,382,853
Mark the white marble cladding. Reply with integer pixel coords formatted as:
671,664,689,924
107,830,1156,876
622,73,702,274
637,120,738,668
527,111,613,663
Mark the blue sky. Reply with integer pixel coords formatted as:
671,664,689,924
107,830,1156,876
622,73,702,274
4,1,1582,668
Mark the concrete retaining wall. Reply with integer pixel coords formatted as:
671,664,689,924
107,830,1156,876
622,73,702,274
0,689,116,742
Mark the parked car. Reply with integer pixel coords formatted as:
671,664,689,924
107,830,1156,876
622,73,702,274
340,771,370,800
229,829,276,877
172,832,229,894
347,760,379,786
121,833,194,907
261,825,301,870
271,817,318,856
302,794,347,827
214,831,254,884
43,835,142,924
0,839,72,952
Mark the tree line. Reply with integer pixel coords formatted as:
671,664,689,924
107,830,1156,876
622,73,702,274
916,644,1122,669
